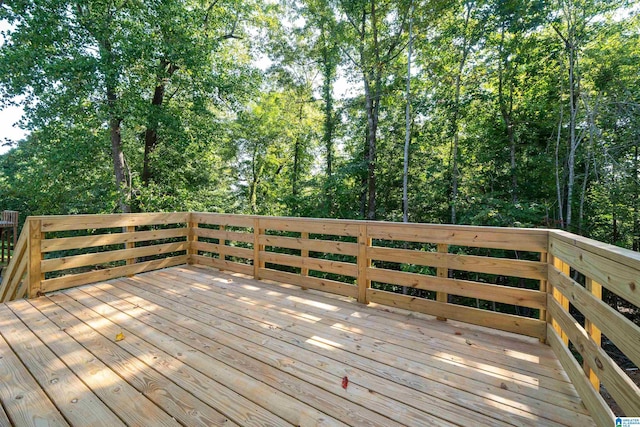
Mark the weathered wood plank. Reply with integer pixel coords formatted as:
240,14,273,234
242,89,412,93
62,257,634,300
368,246,547,280
41,242,188,273
547,326,613,427
0,305,125,426
40,255,188,293
548,264,640,378
367,289,546,339
258,234,359,256
41,228,188,253
7,299,180,426
39,212,189,232
259,268,358,299
0,320,69,426
367,268,546,309
548,297,640,415
549,234,640,308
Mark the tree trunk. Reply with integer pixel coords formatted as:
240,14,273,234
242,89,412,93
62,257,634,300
403,1,413,224
634,142,639,251
555,107,565,228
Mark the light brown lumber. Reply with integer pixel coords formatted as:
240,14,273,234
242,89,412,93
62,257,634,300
40,255,188,293
162,268,586,406
253,218,264,279
5,299,179,427
584,278,602,391
367,288,546,339
41,227,189,253
366,222,548,252
99,279,406,427
173,268,578,398
549,234,640,308
28,219,43,298
194,227,254,244
0,225,27,301
259,234,359,257
259,251,358,277
0,399,11,426
0,304,125,426
83,281,357,427
367,246,547,280
48,291,286,427
191,212,256,228
300,231,309,289
259,268,358,299
99,282,512,425
38,212,189,232
548,264,640,373
548,297,640,415
192,241,253,260
79,283,454,427
192,255,253,276
177,265,567,379
129,270,589,425
28,296,234,427
41,241,188,273
259,218,359,237
125,225,136,266
547,326,611,427
366,267,546,309
357,224,370,304
0,322,69,426
436,243,448,320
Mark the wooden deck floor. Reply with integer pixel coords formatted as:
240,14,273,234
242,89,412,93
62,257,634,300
0,265,595,426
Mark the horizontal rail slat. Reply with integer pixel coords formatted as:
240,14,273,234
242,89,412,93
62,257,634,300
259,218,359,237
549,235,640,308
41,242,188,273
260,251,358,277
194,228,254,244
548,265,640,370
367,223,548,252
547,326,613,427
368,246,546,280
259,268,358,299
367,268,546,309
548,297,640,415
192,213,256,228
39,212,189,232
191,255,253,276
41,228,189,253
259,235,358,257
367,289,546,339
40,255,188,294
193,242,253,260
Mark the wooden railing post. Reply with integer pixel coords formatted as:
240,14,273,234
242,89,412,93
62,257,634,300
188,214,197,265
357,224,370,304
550,255,570,345
218,224,226,262
539,251,548,343
253,218,264,280
584,277,602,391
27,219,43,298
300,231,309,290
436,243,448,321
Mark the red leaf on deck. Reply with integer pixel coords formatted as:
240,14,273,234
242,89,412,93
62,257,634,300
342,376,349,390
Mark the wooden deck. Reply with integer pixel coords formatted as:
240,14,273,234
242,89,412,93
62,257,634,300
0,265,595,426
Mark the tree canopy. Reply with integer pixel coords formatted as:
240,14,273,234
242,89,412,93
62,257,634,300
1,0,639,249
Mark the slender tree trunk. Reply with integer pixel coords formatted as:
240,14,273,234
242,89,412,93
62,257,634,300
555,107,565,227
403,1,413,224
497,25,517,203
634,142,639,251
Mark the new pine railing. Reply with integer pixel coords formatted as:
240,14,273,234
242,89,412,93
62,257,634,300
0,212,638,425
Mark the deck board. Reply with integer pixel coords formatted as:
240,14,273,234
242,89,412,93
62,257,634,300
0,265,596,426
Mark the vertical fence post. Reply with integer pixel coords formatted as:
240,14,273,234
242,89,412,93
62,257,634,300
253,218,264,280
300,231,309,290
218,224,226,262
125,225,136,268
584,277,602,391
539,251,548,343
436,243,448,321
187,213,197,265
27,219,42,298
357,224,371,304
551,256,570,345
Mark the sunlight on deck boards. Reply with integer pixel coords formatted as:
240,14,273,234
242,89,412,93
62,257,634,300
0,265,595,426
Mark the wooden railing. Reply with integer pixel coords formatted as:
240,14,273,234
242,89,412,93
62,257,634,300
0,212,638,425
